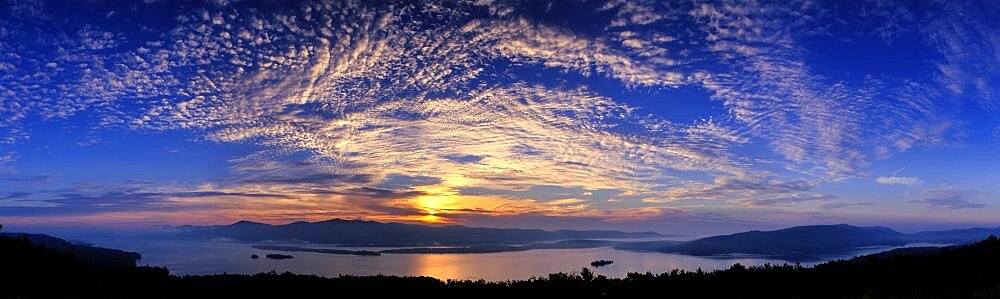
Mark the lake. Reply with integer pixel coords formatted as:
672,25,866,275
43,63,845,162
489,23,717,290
90,238,918,281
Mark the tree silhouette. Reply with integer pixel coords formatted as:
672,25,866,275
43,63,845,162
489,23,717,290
580,267,594,282
3,233,1000,298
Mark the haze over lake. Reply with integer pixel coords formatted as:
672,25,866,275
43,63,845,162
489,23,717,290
91,238,923,281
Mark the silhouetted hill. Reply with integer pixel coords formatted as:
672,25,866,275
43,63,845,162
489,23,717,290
3,227,999,298
906,227,1000,244
174,221,1000,259
855,246,944,259
0,232,141,269
173,218,661,245
616,224,1000,259
612,224,908,259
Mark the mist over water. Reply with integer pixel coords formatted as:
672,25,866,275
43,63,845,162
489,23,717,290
91,238,913,281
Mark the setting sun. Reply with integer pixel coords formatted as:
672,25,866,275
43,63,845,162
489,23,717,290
417,196,452,214
3,0,1000,297
417,214,446,223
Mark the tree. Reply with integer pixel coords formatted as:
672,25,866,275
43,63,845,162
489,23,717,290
580,267,594,282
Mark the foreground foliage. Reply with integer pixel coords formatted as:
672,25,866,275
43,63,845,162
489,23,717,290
1,230,999,298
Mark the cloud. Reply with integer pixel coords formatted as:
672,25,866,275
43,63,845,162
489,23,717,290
820,201,875,210
691,0,961,179
911,188,985,210
643,176,817,203
0,175,657,226
70,1,751,206
876,176,923,186
0,0,995,227
927,0,1000,114
0,174,53,183
736,193,836,208
476,18,686,87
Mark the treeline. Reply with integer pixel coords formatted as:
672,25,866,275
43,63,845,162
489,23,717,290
2,230,999,298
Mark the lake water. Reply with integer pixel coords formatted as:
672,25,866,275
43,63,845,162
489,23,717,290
90,238,923,281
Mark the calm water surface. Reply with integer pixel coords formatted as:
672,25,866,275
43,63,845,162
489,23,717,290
91,238,917,281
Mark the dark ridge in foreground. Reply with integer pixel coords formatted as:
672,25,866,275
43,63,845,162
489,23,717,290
0,232,140,269
3,229,1000,298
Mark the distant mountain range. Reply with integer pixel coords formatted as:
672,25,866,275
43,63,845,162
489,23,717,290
171,219,662,246
167,220,1000,260
6,228,1000,298
616,224,1000,260
906,227,1000,244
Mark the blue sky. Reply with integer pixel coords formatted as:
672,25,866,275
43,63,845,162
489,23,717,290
0,0,998,236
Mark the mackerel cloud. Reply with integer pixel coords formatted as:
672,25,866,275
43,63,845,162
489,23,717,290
0,0,994,224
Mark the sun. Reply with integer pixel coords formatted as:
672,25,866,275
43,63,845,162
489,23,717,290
415,195,457,222
417,214,445,223
409,183,465,223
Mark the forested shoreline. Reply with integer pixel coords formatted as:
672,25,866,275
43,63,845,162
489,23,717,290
2,228,999,298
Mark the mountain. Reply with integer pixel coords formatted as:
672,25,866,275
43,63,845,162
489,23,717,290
0,232,141,268
906,227,1000,244
615,224,1000,260
614,224,908,259
173,220,999,259
668,224,907,257
5,227,1000,298
172,219,662,246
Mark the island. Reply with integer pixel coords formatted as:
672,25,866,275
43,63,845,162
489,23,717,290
174,219,661,246
253,240,617,255
253,245,381,256
382,240,620,254
5,231,1000,298
264,254,293,260
590,260,613,267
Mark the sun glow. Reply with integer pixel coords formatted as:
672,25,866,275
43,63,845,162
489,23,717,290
418,214,445,223
412,184,463,223
417,196,455,215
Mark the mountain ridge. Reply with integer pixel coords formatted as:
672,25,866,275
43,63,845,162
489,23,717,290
168,220,1000,259
5,228,1000,298
0,232,141,268
171,218,663,246
616,223,1000,260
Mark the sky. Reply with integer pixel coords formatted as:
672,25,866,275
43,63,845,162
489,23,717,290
0,0,998,236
